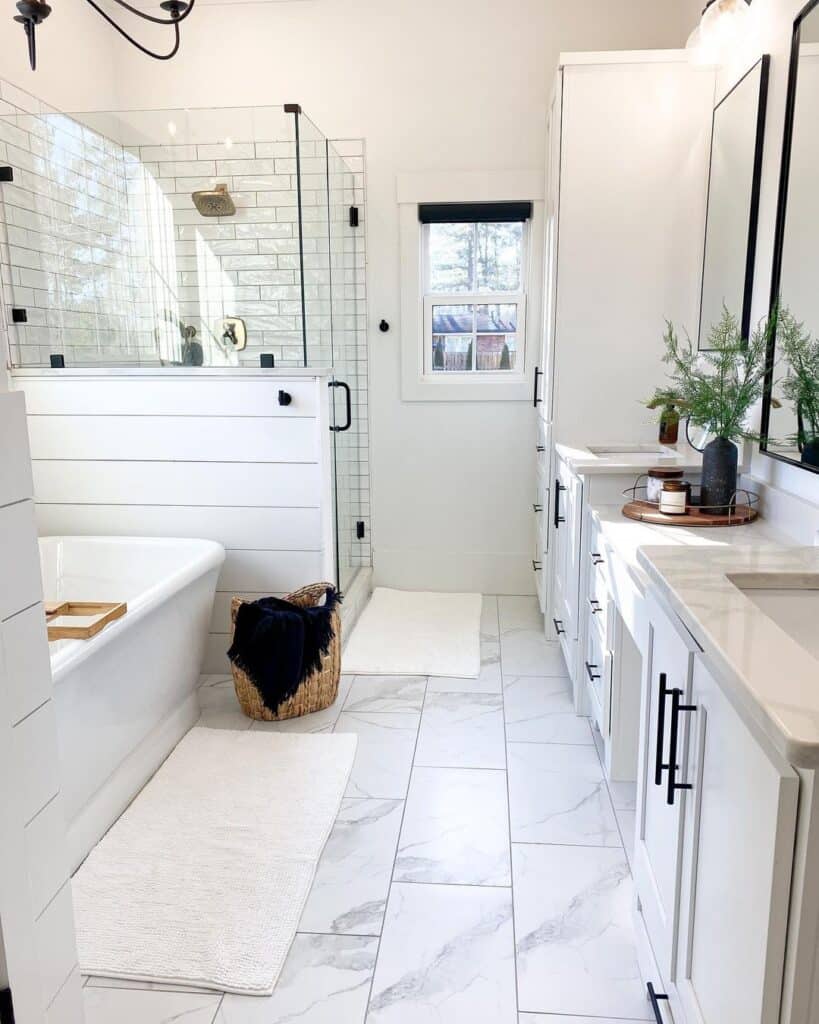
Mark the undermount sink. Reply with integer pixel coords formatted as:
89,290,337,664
586,444,672,456
729,573,819,660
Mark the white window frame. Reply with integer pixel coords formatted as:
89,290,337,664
398,170,544,402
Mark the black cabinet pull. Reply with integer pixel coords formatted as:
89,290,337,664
328,380,352,432
536,444,546,452
647,982,669,1023
553,618,565,636
532,559,543,571
553,479,566,529
278,389,292,406
533,366,543,407
585,661,600,682
654,672,671,787
533,503,543,513
666,687,697,806
590,551,604,566
588,598,602,614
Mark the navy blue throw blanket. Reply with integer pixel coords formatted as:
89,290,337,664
227,590,340,713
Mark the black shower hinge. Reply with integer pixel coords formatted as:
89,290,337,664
0,987,15,1024
49,354,65,368
356,521,366,540
349,206,360,228
11,308,27,323
0,167,13,182
283,103,302,114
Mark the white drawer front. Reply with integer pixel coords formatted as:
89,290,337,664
14,701,61,825
2,602,53,725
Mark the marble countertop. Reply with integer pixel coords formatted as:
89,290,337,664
555,442,703,475
592,503,791,591
637,544,819,768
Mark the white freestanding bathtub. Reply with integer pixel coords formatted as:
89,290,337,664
39,536,225,870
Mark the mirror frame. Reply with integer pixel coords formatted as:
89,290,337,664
761,0,819,473
698,55,770,350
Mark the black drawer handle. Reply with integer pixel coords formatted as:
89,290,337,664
585,661,600,682
278,389,292,406
590,551,604,566
532,560,543,571
553,618,565,636
588,598,602,614
553,479,566,529
533,503,543,513
654,672,671,787
329,379,352,432
536,444,546,452
667,688,697,806
533,366,543,407
647,982,669,1023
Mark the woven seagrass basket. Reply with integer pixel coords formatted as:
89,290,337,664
230,583,341,721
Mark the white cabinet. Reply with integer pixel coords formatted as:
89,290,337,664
673,659,797,1024
552,454,583,672
633,594,799,1024
633,593,697,984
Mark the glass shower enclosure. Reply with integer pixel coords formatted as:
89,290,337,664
0,100,369,594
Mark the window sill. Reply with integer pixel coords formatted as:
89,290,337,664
401,372,532,402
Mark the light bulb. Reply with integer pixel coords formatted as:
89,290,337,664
687,0,751,65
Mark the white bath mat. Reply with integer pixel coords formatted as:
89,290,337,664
343,587,482,678
73,726,356,995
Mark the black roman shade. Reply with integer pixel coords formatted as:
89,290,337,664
418,201,533,224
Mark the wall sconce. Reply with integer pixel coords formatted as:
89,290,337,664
14,0,194,71
687,0,752,65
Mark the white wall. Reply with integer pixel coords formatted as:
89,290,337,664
712,0,819,508
2,0,698,592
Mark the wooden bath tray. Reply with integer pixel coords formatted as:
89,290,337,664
621,500,758,528
45,601,127,640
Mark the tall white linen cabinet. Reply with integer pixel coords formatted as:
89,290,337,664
533,51,715,639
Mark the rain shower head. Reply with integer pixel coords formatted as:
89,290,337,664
192,183,236,217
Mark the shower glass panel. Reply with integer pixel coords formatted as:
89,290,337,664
0,98,370,590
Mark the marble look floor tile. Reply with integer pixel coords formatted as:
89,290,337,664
394,767,511,886
427,641,502,694
501,632,568,677
616,808,636,866
481,595,500,640
503,676,593,745
217,934,378,1023
414,692,506,769
83,985,221,1023
249,676,353,733
298,798,404,935
508,743,619,846
343,676,427,713
367,882,517,1024
498,595,543,632
84,977,212,994
513,844,650,1020
335,711,420,798
519,1016,644,1023
197,679,252,730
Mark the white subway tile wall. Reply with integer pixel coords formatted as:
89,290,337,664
0,81,371,569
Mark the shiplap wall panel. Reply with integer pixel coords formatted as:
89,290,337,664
34,505,323,552
15,372,334,679
32,461,320,508
20,377,321,418
26,416,319,464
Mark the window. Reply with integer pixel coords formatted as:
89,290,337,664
422,207,528,377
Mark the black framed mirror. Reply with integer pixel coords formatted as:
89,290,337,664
762,1,819,472
698,55,769,350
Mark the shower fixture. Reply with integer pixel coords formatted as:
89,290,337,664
14,0,194,71
192,184,236,217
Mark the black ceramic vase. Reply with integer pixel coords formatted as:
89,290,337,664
700,436,738,515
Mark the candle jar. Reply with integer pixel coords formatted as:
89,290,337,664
646,467,684,504
659,480,690,516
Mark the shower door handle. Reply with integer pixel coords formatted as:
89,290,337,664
329,380,352,432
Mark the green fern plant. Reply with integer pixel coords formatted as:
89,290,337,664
777,308,819,448
660,307,772,442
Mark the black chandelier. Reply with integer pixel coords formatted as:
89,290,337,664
14,0,195,71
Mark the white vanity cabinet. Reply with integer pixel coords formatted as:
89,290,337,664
633,593,799,1024
551,453,583,664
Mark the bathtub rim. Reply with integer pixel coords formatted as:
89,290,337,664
40,535,225,683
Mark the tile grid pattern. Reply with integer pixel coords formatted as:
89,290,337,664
82,596,646,1024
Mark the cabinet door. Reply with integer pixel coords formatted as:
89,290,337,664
673,659,797,1024
560,459,583,641
633,595,697,984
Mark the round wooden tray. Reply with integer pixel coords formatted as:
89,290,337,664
621,499,758,527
